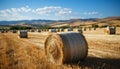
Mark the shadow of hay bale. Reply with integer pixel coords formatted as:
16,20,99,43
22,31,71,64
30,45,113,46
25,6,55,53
68,56,120,69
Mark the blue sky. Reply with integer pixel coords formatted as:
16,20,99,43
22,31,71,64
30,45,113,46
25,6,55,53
0,0,120,21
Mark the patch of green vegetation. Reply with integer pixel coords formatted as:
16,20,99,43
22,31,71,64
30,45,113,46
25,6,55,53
10,26,32,30
92,24,99,28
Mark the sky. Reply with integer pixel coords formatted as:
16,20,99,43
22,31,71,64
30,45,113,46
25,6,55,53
0,0,120,21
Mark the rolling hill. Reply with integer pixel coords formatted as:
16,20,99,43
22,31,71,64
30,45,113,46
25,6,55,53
0,16,120,27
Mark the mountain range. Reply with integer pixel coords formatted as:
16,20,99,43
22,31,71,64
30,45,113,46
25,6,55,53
0,16,120,26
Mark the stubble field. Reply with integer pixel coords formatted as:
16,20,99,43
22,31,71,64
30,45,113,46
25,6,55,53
0,27,120,69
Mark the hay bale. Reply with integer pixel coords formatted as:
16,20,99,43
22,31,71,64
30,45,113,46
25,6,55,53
27,29,30,32
42,29,47,32
12,30,17,33
46,29,49,32
73,28,83,33
56,29,64,32
31,29,35,32
60,29,64,32
55,29,60,32
37,29,41,32
49,29,57,32
57,29,64,32
45,32,88,64
19,30,28,38
88,27,91,31
56,29,59,32
83,27,86,31
41,29,43,32
0,30,4,33
44,29,49,32
64,28,73,32
5,30,8,33
104,26,116,35
93,27,96,30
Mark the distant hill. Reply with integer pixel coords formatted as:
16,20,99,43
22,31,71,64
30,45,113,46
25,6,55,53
0,20,57,25
0,16,120,26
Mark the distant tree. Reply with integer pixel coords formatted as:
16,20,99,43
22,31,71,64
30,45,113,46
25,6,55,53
99,25,107,28
10,26,32,30
92,24,99,28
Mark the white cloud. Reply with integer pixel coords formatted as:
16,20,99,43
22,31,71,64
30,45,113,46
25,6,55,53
0,6,72,20
0,6,100,21
84,12,98,15
0,6,31,14
33,6,72,15
56,8,72,16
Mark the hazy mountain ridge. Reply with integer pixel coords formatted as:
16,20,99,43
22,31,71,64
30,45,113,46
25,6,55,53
0,16,120,25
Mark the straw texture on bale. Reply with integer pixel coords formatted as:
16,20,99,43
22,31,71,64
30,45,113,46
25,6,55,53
19,30,28,38
64,28,73,32
104,26,116,35
73,28,83,33
45,32,88,64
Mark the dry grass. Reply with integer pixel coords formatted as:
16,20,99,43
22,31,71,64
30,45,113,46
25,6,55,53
0,27,120,69
83,27,120,35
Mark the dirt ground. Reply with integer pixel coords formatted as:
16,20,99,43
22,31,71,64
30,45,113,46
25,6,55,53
0,28,120,69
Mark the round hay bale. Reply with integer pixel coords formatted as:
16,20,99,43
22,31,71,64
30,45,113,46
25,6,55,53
45,32,88,64
41,29,44,32
31,29,35,32
46,29,49,32
57,29,60,32
42,29,47,32
56,29,59,32
49,29,57,32
19,30,28,38
104,26,116,35
93,27,96,30
57,28,64,32
64,28,73,32
89,27,91,31
5,30,9,33
0,30,5,33
57,29,64,32
60,28,64,32
12,30,17,33
83,27,86,31
37,29,41,32
27,29,30,32
73,28,83,33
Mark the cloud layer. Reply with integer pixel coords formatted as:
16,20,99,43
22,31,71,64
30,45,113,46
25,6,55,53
84,12,98,15
0,6,99,21
0,6,72,20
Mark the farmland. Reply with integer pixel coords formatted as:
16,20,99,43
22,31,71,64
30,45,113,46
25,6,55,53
0,27,120,69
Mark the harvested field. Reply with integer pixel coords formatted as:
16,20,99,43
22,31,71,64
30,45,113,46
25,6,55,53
83,27,120,35
0,28,120,69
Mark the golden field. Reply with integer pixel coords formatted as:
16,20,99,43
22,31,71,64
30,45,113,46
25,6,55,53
0,27,120,69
